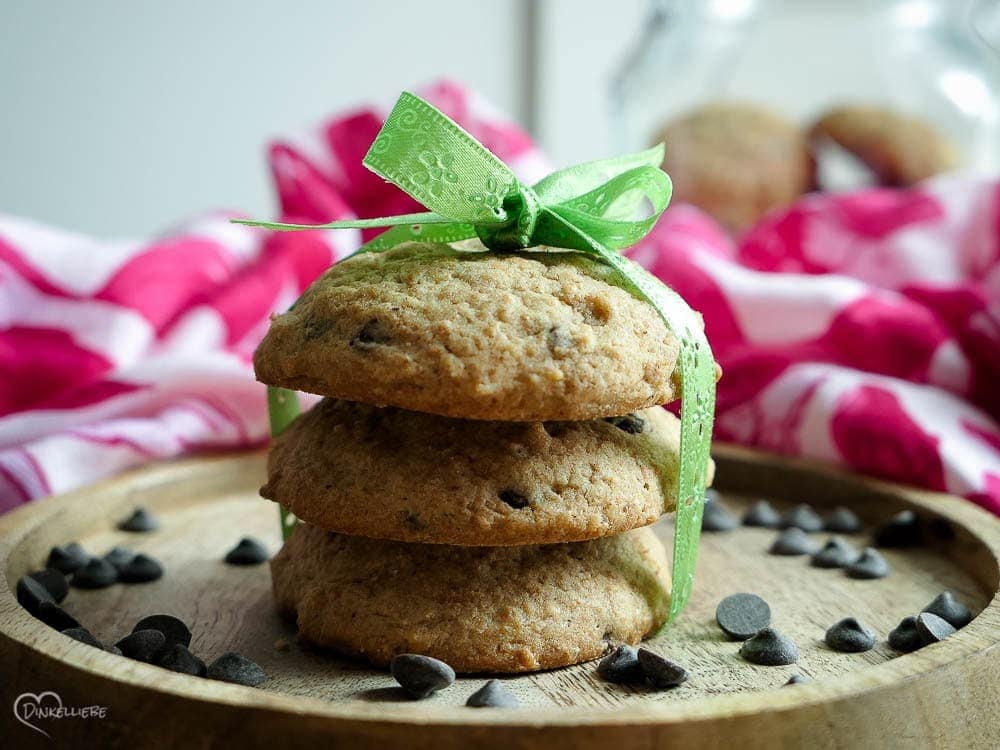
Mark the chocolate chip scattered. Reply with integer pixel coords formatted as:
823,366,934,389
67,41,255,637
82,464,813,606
784,674,811,685
546,326,573,355
133,614,192,648
916,612,956,645
207,652,266,686
156,643,207,676
103,546,135,571
825,617,876,652
824,506,863,534
107,646,123,656
116,629,167,663
118,507,160,533
71,557,118,589
922,591,972,628
498,490,530,510
811,537,859,568
888,616,922,653
597,644,644,684
874,510,922,548
739,628,798,666
716,593,771,640
224,537,269,566
702,498,739,532
742,500,782,528
637,648,689,689
466,679,519,707
782,504,824,532
390,654,455,699
604,413,646,434
62,627,104,649
16,575,55,615
769,528,818,556
847,547,890,579
27,568,69,603
46,543,89,574
350,318,391,347
36,601,81,631
119,554,164,583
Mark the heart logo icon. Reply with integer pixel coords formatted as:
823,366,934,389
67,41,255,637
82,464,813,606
13,691,63,739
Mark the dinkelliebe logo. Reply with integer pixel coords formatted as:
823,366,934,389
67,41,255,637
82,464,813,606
13,691,108,739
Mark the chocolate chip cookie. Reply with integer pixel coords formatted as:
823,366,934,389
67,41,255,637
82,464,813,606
271,523,670,672
263,399,710,546
253,241,681,421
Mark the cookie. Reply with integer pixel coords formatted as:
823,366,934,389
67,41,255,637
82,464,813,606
654,102,814,233
253,241,681,421
809,105,955,186
271,523,671,673
263,400,707,546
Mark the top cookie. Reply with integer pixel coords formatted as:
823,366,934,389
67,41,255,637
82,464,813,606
253,241,681,421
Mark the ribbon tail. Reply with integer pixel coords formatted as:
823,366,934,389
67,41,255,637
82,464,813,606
231,211,454,232
352,222,478,255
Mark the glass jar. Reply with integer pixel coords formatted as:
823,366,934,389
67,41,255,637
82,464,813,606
611,0,1000,186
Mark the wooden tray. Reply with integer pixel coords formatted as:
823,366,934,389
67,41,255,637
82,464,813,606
2,445,998,749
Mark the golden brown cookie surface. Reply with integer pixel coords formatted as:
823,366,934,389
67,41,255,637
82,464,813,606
809,104,955,186
253,241,680,421
263,400,705,546
655,102,814,233
271,523,670,673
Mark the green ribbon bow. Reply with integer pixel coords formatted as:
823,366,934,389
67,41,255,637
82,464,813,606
236,92,716,620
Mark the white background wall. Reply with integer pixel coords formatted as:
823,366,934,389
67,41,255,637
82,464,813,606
0,0,645,238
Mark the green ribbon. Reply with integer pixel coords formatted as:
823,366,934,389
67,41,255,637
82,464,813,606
237,92,715,620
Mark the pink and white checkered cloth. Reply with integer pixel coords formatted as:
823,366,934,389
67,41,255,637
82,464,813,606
2,81,999,515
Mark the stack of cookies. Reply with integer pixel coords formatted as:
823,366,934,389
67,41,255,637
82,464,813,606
258,240,710,673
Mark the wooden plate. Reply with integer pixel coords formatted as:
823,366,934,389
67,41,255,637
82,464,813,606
2,445,998,749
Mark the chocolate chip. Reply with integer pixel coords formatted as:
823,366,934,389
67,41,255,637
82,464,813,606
103,546,136,571
811,537,859,569
702,498,739,532
498,490,530,509
27,568,69,603
224,537,269,566
133,614,192,648
466,679,519,707
116,629,167,663
350,319,391,347
62,627,104,649
782,504,824,532
825,617,876,652
118,507,160,533
546,326,573,355
597,644,644,684
769,528,818,556
874,510,922,548
739,628,799,666
604,413,646,435
916,612,956,645
390,654,455,699
207,652,266,687
157,643,207,676
46,543,89,574
824,506,863,534
716,593,771,640
847,547,890,579
16,575,55,615
36,601,81,631
922,591,972,628
71,557,119,589
742,500,782,528
637,648,689,689
888,616,923,653
784,674,811,685
119,554,164,583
